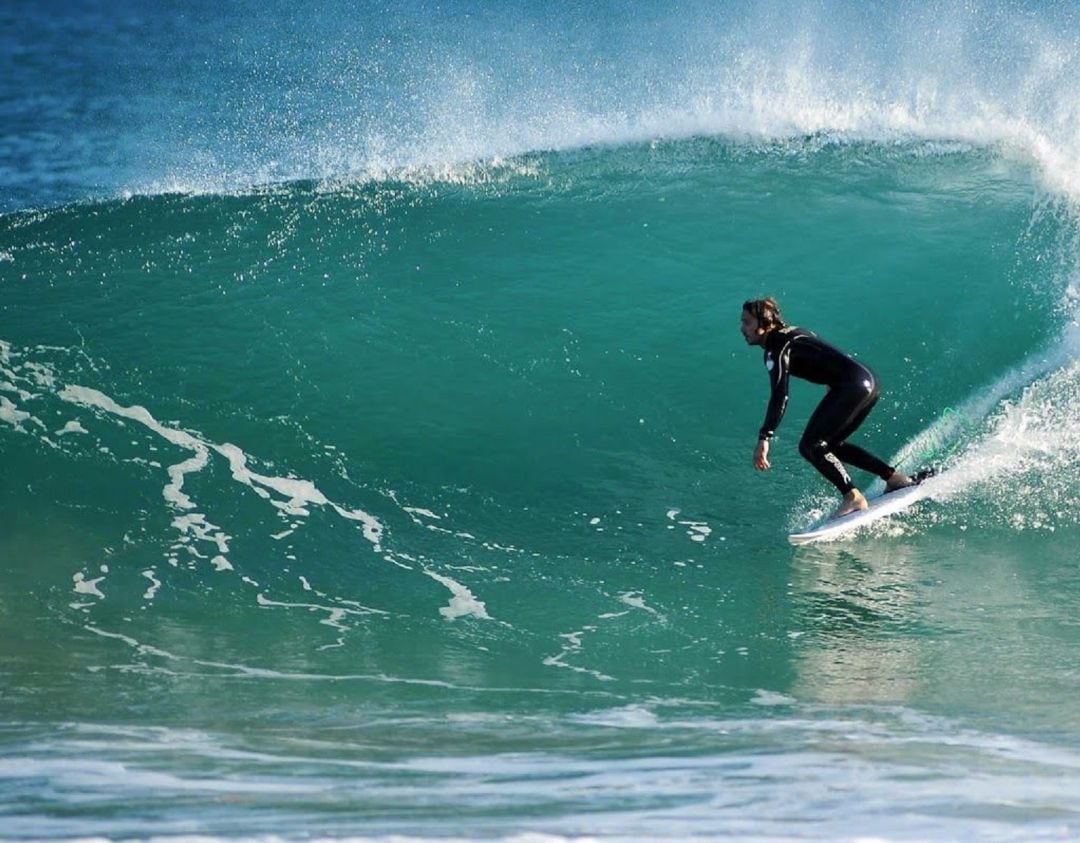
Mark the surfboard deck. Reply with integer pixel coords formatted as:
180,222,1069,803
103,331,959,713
788,469,936,545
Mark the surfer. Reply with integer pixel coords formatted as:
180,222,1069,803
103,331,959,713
741,297,914,519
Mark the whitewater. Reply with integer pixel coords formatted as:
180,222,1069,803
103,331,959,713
2,0,1080,840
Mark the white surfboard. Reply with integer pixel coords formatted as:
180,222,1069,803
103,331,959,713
788,478,933,545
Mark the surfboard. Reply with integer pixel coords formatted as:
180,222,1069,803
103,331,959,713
788,469,936,545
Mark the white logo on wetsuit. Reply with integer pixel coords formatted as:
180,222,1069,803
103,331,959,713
765,355,775,372
824,451,852,484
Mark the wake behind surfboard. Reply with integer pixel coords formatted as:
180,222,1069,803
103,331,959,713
788,468,937,545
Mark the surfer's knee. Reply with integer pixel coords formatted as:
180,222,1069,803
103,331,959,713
798,436,827,463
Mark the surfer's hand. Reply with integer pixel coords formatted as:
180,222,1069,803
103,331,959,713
753,439,771,470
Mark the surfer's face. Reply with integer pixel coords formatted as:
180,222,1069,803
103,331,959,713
740,309,765,345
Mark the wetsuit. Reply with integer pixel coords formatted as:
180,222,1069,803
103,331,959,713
758,326,895,493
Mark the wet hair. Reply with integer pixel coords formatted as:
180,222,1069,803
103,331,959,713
742,297,785,330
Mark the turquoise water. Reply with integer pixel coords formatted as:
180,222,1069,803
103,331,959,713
3,1,1080,840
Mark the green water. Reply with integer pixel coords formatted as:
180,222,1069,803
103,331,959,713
2,137,1080,839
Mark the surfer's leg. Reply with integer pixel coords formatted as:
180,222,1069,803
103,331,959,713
833,441,913,490
828,376,911,489
834,442,912,490
800,376,883,515
834,442,891,476
827,373,902,479
799,389,861,495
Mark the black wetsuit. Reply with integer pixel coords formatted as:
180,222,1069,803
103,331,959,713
758,326,895,494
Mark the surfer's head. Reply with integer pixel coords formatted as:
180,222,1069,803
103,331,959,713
741,297,784,345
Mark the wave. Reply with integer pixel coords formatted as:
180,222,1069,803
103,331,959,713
1,135,1076,593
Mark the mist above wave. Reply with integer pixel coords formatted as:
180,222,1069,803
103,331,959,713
102,1,1080,207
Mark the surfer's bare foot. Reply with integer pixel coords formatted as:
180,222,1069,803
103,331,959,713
884,470,913,492
833,489,869,519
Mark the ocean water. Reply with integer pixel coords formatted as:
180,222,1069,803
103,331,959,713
2,1,1080,840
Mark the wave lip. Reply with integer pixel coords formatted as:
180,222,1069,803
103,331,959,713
154,3,1080,206
4,2,1080,211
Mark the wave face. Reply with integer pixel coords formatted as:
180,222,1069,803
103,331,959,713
2,1,1080,839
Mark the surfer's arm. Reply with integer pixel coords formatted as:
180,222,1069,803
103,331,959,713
758,345,791,441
